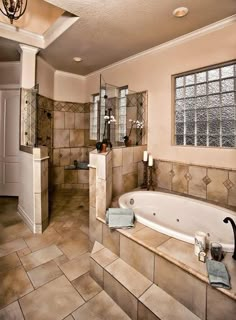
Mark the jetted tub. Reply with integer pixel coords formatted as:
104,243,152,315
118,191,235,252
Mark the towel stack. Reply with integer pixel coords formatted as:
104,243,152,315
206,259,231,289
106,208,135,229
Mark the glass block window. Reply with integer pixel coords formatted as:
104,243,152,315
118,86,128,141
90,94,100,140
175,62,236,148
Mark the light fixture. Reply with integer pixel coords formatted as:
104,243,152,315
0,0,28,24
173,7,189,18
73,57,83,62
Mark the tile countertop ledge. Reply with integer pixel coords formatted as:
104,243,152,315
96,216,236,301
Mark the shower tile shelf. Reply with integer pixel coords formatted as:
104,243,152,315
96,216,236,303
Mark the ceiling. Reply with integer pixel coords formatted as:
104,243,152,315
0,1,235,75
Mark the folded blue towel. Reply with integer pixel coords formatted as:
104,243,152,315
106,208,135,229
206,259,231,289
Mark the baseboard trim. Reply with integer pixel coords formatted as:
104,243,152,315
17,204,34,233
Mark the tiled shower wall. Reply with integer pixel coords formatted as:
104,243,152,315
37,95,95,190
154,159,236,210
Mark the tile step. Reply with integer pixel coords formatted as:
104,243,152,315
90,241,201,320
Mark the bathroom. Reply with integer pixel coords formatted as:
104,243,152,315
0,1,236,319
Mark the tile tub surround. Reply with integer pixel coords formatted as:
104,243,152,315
112,145,147,197
89,145,147,246
154,159,236,210
90,242,201,320
91,218,236,319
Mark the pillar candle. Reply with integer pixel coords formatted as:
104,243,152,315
148,155,153,166
143,151,148,162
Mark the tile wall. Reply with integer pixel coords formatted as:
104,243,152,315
112,146,146,197
38,95,95,190
154,159,236,210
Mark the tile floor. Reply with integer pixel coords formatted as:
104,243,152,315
0,191,131,320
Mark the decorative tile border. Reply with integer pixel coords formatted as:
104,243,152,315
153,159,236,209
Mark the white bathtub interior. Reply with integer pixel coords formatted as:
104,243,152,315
119,191,235,252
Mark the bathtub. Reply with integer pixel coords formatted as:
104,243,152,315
118,191,235,252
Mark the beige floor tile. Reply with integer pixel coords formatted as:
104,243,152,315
27,260,63,288
24,227,62,252
58,235,89,260
105,258,152,298
72,273,102,301
0,238,27,258
63,316,74,320
20,245,63,271
2,222,32,243
0,266,34,309
140,284,200,320
0,301,24,320
91,247,118,268
72,290,131,320
17,247,31,257
60,252,90,281
53,254,69,266
0,252,21,273
20,275,84,320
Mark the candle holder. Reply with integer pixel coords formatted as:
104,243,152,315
141,160,148,189
147,165,155,191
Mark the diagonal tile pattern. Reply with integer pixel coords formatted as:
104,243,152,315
0,192,132,319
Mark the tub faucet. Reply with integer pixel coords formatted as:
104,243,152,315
223,217,236,260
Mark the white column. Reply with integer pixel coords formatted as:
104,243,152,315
19,44,39,89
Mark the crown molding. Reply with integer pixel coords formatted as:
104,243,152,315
55,70,86,81
0,13,79,50
86,14,236,78
0,21,44,48
43,14,79,48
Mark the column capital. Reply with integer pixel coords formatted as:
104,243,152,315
19,44,40,55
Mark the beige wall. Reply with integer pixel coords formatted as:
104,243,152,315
85,22,236,169
37,57,55,99
0,62,20,86
54,71,87,103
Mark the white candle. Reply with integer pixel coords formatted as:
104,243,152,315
194,231,207,256
143,151,148,162
148,155,153,166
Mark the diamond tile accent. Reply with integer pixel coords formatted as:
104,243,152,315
184,173,192,181
202,175,212,185
169,169,175,178
223,179,234,190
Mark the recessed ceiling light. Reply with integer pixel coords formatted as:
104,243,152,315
173,7,189,18
73,57,82,62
